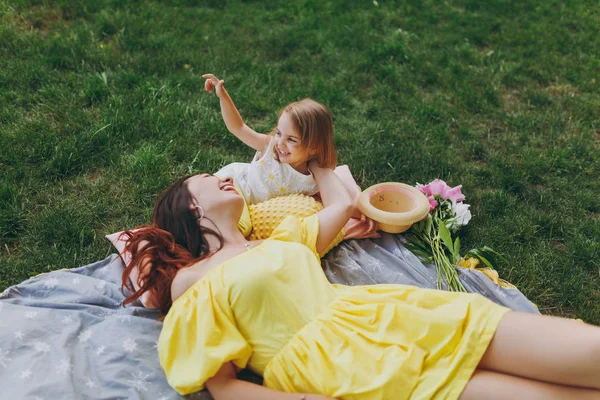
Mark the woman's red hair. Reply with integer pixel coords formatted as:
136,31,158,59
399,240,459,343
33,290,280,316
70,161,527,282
120,176,223,317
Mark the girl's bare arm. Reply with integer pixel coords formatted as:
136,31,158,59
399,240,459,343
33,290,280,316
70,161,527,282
203,73,270,153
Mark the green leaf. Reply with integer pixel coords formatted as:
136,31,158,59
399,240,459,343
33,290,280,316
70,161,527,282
438,220,454,255
425,215,433,237
477,254,494,269
466,249,493,269
453,237,461,263
482,246,509,265
411,250,434,261
465,246,509,270
409,222,422,235
404,242,433,258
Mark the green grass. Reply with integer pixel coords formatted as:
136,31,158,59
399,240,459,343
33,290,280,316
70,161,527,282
1,0,599,323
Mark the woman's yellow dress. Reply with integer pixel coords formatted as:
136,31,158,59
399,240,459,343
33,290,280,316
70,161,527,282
158,215,510,399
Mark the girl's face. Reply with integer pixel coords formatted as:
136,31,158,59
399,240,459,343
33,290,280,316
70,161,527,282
274,111,314,169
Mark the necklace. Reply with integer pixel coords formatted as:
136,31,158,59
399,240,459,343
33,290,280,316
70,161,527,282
226,241,253,252
229,242,251,251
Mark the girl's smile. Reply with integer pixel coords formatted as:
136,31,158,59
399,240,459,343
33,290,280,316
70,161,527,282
274,111,313,171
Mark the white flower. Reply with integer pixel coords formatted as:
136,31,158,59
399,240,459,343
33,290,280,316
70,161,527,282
79,329,93,343
57,359,72,375
43,278,59,289
85,378,97,388
123,338,137,352
19,369,32,379
34,341,51,353
450,201,472,230
127,371,150,391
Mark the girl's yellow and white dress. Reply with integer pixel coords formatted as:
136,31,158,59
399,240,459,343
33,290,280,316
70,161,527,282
215,137,319,205
158,215,510,399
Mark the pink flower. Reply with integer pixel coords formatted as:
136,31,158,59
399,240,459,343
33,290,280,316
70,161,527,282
444,185,466,203
417,179,466,204
426,196,438,212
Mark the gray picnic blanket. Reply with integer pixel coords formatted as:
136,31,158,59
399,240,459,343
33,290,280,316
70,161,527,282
0,235,538,399
322,234,539,313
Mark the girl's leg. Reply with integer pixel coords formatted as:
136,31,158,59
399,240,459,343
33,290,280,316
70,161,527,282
459,369,600,400
478,311,600,389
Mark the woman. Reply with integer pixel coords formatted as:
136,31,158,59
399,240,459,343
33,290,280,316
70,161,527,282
122,161,600,400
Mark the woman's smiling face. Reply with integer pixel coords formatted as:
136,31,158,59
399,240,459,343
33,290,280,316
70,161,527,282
185,174,244,218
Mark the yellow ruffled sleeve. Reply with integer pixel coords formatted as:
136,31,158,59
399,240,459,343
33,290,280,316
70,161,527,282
158,277,252,395
269,214,320,258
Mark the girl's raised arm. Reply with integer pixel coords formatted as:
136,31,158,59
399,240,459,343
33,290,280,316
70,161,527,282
203,73,270,153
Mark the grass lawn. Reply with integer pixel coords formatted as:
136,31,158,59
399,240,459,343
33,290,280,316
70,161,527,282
1,0,599,323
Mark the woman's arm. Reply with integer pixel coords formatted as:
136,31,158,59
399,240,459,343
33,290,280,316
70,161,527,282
203,73,270,152
207,362,336,400
310,161,354,255
334,166,362,219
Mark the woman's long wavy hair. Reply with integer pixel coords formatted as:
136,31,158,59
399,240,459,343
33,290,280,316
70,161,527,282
120,175,223,317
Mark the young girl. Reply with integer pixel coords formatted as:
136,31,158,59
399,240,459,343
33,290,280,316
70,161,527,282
202,73,338,205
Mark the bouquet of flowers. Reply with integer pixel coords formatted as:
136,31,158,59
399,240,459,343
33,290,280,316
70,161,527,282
403,179,510,292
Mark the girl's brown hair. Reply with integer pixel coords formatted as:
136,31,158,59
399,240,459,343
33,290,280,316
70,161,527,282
120,175,223,317
278,98,337,169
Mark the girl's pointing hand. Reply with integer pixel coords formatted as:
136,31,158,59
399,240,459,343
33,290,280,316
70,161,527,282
202,73,226,98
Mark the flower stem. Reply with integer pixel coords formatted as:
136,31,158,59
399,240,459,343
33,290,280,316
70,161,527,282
409,210,467,292
431,228,466,292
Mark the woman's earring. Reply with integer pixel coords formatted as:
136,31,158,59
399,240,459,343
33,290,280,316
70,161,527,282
194,205,205,222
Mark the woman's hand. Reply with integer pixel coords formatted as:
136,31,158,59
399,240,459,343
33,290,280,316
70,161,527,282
207,362,340,400
202,73,227,98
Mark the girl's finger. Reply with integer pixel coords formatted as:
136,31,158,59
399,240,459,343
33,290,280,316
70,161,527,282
201,73,219,84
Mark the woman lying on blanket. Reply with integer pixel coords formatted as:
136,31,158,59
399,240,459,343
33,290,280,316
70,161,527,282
121,162,600,400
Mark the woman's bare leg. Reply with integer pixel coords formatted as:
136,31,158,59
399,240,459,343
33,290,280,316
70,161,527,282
459,369,600,400
478,311,600,389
